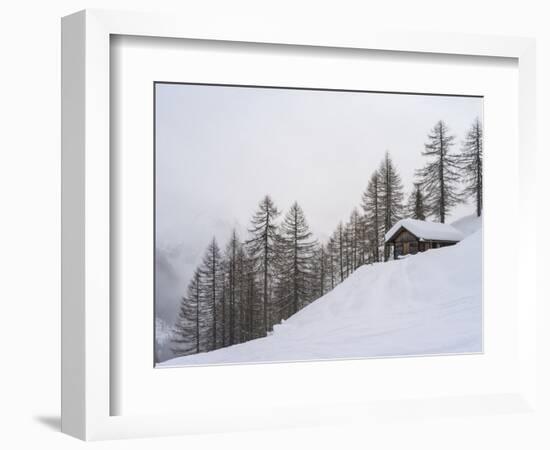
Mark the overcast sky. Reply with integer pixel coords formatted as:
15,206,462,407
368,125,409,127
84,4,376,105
155,83,483,325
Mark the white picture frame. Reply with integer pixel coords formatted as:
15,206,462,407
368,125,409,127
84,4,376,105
61,9,537,441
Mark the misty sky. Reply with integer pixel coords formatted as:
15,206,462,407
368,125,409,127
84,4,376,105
155,83,483,326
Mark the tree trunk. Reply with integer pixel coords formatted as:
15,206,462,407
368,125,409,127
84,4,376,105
263,210,269,334
439,124,446,223
476,128,482,217
212,250,217,350
195,274,200,354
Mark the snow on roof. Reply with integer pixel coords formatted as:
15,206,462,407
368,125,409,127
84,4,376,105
384,218,464,243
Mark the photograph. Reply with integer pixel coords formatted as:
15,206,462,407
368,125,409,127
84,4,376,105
154,83,483,367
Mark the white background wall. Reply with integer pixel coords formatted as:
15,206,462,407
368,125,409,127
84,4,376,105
0,1,548,448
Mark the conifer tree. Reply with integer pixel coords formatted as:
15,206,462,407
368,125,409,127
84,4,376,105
220,272,227,347
224,229,241,345
312,244,328,298
326,236,338,290
246,195,280,334
171,269,202,356
349,208,364,270
459,118,483,217
416,120,461,223
379,151,404,231
200,237,224,350
334,222,345,282
361,170,382,262
407,183,426,220
236,245,258,341
343,221,352,278
235,245,248,343
277,202,317,315
376,152,404,260
357,213,368,267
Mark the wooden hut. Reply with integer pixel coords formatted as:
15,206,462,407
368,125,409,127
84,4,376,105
384,218,463,260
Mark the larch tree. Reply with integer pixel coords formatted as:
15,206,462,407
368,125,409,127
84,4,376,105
224,229,241,346
311,244,328,299
272,230,291,324
378,152,404,260
200,237,224,351
343,221,352,278
234,244,248,343
416,120,461,223
334,222,345,282
349,208,364,270
277,202,317,315
326,236,338,290
358,213,368,267
361,170,382,262
459,118,483,217
236,245,258,342
407,183,426,220
246,195,280,334
220,274,227,347
171,269,202,356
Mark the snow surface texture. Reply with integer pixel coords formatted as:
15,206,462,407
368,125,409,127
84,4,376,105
161,215,482,367
384,218,464,243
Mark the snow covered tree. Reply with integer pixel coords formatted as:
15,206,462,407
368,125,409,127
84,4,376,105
200,237,224,350
361,170,382,262
171,269,202,356
246,195,280,334
416,120,461,223
407,183,426,220
459,118,483,217
276,202,317,316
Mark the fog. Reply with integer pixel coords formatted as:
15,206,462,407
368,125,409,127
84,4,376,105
155,83,482,326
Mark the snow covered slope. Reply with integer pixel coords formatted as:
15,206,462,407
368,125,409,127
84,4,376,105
161,216,482,367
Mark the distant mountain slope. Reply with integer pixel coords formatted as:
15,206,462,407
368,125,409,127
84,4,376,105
160,215,482,367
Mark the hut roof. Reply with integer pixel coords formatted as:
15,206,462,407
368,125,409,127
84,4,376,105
384,218,464,243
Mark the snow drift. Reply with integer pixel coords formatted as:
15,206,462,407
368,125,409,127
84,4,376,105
161,215,482,367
